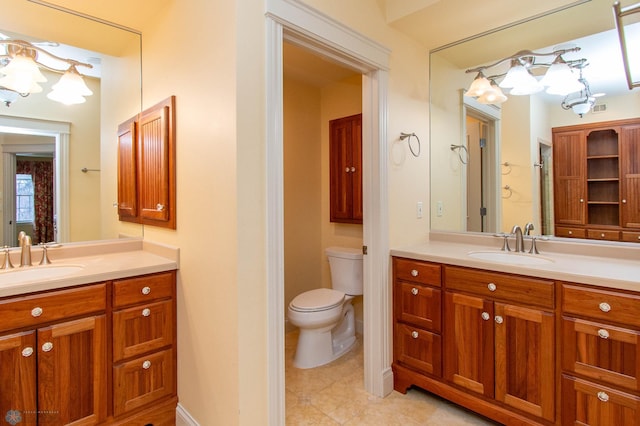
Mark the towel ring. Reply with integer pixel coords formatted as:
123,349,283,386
502,185,513,198
400,132,421,157
450,144,469,164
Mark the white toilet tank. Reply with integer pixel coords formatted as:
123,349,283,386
325,247,363,296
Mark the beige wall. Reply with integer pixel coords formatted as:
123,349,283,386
283,77,323,327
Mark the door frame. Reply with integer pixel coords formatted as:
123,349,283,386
266,1,391,424
0,116,70,244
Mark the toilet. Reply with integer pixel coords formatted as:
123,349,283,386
288,246,363,369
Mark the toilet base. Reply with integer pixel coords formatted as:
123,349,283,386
293,303,356,369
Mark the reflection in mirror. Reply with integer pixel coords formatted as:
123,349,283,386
430,0,640,244
0,0,142,246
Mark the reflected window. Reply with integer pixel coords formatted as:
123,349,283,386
16,174,35,223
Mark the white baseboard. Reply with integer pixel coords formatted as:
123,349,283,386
176,403,199,426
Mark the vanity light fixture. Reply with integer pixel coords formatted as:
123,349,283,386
0,39,93,106
464,46,587,106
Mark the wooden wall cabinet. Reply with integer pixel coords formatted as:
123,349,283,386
553,118,640,242
118,96,176,229
0,271,177,425
329,113,362,224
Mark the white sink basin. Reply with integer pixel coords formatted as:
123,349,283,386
467,251,554,265
0,264,84,286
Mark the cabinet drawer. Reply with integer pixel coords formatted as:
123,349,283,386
114,348,175,416
0,284,106,333
113,299,174,362
562,283,640,328
562,316,640,391
622,231,640,243
444,266,554,309
113,271,175,308
587,229,621,241
395,282,441,332
394,323,441,377
562,375,640,426
556,226,587,239
393,257,441,287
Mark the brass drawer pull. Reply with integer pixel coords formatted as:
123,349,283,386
487,283,497,292
42,342,53,352
494,315,504,324
142,308,151,317
31,307,43,317
597,391,609,402
410,269,419,277
599,302,611,313
141,286,151,295
411,288,418,296
22,347,34,357
598,329,609,339
481,312,490,321
142,360,152,369
411,331,419,339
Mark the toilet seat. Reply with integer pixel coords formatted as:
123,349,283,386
289,288,344,313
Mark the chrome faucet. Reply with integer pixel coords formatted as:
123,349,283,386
511,225,524,252
19,234,32,267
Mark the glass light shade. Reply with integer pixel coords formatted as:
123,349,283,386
477,81,507,104
0,54,46,94
571,98,595,115
508,79,543,95
542,61,584,95
0,88,19,106
465,72,492,97
47,67,93,105
499,64,538,88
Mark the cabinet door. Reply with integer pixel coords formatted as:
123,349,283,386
395,323,441,377
0,331,37,425
444,291,494,398
553,130,586,225
38,315,107,425
138,96,176,228
563,316,640,391
114,348,174,416
117,117,138,221
620,124,640,228
495,303,555,421
395,282,441,332
329,113,362,223
562,375,640,426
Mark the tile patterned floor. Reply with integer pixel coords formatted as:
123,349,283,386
285,331,500,425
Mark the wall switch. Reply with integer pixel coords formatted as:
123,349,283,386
416,201,423,218
437,201,443,217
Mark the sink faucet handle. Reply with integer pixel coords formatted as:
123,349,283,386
525,222,535,235
494,233,511,251
39,243,52,265
1,246,13,269
529,236,540,254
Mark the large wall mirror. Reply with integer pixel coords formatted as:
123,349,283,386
0,0,142,246
430,0,640,243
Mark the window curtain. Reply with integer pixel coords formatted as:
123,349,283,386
16,158,54,244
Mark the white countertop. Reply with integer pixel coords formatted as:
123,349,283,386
0,238,179,298
392,233,640,292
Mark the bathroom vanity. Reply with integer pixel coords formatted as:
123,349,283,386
0,239,178,425
392,235,640,426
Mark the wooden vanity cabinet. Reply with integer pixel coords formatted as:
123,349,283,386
0,271,177,426
118,96,176,229
0,284,108,425
112,272,176,417
393,258,556,425
393,257,442,377
561,282,640,425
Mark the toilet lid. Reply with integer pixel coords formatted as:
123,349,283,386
290,288,345,312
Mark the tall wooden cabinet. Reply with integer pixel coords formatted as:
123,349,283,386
118,96,176,229
329,113,362,224
553,118,640,242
